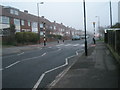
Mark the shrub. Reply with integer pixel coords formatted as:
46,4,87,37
15,32,24,43
15,32,39,44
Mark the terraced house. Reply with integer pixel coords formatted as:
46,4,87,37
0,5,80,40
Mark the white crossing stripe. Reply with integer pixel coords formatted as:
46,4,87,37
65,44,71,46
73,44,80,46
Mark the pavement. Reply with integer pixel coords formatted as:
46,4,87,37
49,41,120,88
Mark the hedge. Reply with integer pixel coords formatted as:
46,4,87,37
15,32,39,44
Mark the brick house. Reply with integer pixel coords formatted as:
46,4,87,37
0,5,79,40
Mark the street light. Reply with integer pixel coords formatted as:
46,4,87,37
109,1,112,27
37,2,44,44
95,16,100,31
83,0,87,56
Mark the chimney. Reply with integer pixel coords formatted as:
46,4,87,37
24,10,28,13
54,21,56,23
61,23,63,25
42,16,44,18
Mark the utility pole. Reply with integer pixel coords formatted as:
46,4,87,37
37,3,40,44
95,16,100,31
43,22,46,46
110,1,112,27
37,2,44,44
83,0,87,56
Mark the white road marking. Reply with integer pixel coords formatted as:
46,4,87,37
39,48,42,50
5,61,20,69
41,53,46,56
49,50,85,87
48,47,52,48
21,56,41,61
32,49,80,90
65,44,71,46
57,49,61,51
4,52,47,70
21,53,46,62
73,44,80,47
32,73,45,90
17,52,24,56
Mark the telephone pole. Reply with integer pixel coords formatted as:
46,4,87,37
109,1,112,27
83,0,87,56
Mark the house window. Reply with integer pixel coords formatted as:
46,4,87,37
10,9,14,14
54,26,56,30
14,19,20,32
28,21,31,26
50,26,52,29
15,10,19,15
40,23,43,28
0,16,10,36
0,16,9,24
32,22,38,33
10,9,19,15
21,20,24,26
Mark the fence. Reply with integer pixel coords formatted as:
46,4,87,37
104,28,120,56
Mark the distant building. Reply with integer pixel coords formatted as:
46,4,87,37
118,1,120,23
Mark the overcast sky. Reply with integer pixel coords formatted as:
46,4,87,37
1,0,120,32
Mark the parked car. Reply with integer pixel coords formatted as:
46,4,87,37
72,35,81,40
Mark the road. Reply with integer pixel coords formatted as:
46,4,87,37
2,38,92,89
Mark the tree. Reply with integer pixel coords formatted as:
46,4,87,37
10,24,16,34
111,23,120,28
4,24,16,45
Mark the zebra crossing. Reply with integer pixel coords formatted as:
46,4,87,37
56,43,84,47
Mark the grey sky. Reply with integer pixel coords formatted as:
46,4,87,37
1,0,119,32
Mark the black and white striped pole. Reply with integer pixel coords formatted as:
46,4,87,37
93,22,95,37
93,22,96,44
43,22,46,46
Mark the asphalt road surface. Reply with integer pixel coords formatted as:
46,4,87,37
2,38,92,89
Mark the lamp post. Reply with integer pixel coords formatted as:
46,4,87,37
109,1,112,27
83,0,87,56
37,2,44,44
95,16,100,31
